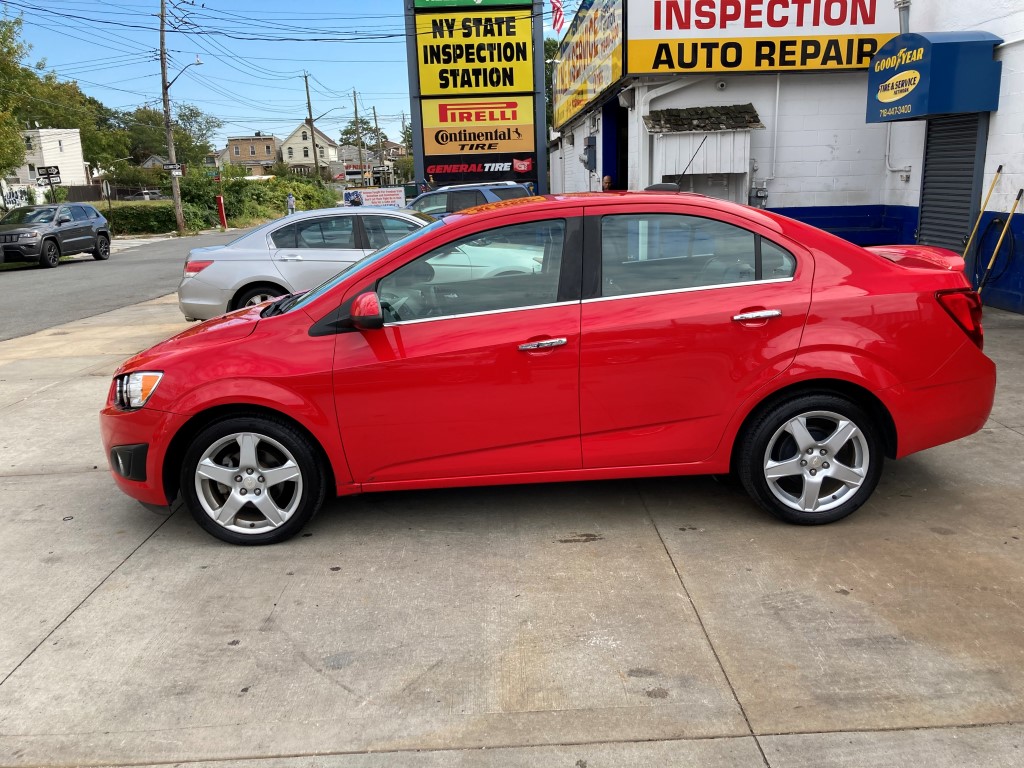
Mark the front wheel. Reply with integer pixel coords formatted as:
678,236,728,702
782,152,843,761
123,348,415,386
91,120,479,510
39,240,61,268
738,394,883,525
179,416,325,545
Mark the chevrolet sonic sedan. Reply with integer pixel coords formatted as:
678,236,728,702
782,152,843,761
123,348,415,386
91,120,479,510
101,193,995,545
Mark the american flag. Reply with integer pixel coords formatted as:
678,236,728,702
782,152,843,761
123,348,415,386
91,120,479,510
552,0,565,34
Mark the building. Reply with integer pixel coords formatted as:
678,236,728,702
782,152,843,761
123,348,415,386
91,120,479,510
140,155,168,170
225,133,281,175
549,0,1024,313
281,123,339,174
9,128,89,187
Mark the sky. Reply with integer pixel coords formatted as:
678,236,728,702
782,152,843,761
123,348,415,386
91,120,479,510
4,0,577,150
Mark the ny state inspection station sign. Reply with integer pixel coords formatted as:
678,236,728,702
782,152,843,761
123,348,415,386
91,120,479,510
627,0,899,73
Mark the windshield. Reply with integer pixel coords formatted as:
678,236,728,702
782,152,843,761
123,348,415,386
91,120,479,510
286,218,447,314
0,207,57,225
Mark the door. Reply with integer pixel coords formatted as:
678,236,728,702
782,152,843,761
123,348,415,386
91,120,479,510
359,213,423,250
580,209,812,468
68,205,96,252
270,215,369,291
333,214,583,484
55,206,87,253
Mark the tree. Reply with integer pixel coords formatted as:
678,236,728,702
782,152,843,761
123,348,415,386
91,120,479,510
339,116,387,150
393,155,413,184
0,15,31,175
125,106,168,164
400,122,412,153
544,37,560,136
173,103,223,166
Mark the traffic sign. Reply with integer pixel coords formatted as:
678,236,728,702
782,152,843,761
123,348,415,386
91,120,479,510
162,163,181,171
38,166,60,177
36,175,61,185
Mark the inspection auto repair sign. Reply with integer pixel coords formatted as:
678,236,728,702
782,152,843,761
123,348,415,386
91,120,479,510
627,0,899,73
416,9,534,95
422,96,535,155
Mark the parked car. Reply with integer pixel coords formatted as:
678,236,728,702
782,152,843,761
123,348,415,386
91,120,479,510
124,190,164,201
407,182,532,218
0,204,111,267
177,207,434,321
102,192,995,545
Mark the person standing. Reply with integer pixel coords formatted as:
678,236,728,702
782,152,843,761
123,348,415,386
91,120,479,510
286,192,296,215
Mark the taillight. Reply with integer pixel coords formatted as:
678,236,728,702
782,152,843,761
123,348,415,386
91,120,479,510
936,289,984,350
183,259,213,277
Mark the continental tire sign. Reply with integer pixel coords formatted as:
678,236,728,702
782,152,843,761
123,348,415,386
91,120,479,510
416,10,534,95
627,0,899,73
422,97,535,155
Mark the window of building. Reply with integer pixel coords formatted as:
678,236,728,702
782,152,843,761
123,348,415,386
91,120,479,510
233,146,240,156
28,164,36,179
318,147,324,158
250,145,256,156
287,147,293,159
24,137,33,150
58,140,63,152
265,144,271,155
303,147,309,158
301,131,308,141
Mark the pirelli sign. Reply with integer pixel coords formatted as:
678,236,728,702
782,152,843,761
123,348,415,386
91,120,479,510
627,0,899,73
422,97,535,155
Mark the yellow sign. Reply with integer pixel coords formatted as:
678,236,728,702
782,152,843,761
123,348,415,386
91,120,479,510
416,10,534,96
876,69,920,102
422,97,535,155
552,0,624,129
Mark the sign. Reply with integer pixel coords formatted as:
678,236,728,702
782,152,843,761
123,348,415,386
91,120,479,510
351,187,407,208
866,31,1003,123
414,0,526,6
553,0,624,129
416,9,534,95
626,0,899,74
36,175,61,186
422,96,535,155
162,163,181,171
37,165,60,177
425,152,536,184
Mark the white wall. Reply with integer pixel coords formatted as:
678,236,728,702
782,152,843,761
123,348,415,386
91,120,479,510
549,120,600,194
18,129,89,186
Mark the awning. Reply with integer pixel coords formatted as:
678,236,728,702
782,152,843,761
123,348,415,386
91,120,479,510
866,31,1002,123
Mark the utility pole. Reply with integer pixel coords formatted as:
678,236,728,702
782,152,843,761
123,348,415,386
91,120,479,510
373,106,385,186
159,0,185,234
353,89,365,187
303,73,322,181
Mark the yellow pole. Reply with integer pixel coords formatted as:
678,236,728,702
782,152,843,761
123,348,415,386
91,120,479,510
978,188,1022,298
962,164,1003,259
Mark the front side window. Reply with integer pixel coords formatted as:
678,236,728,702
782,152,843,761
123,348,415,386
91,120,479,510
295,216,355,249
362,215,421,248
70,205,90,222
377,219,565,322
600,214,795,297
410,193,447,215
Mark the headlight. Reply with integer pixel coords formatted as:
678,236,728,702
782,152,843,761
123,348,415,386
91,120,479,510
113,371,163,409
20,231,39,240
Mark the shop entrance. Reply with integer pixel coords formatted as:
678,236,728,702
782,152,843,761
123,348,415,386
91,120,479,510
601,100,629,190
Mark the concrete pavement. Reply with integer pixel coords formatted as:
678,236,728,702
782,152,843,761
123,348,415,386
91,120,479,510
0,294,1022,767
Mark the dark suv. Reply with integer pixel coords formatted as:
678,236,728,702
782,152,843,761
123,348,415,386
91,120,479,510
407,182,532,218
0,204,112,268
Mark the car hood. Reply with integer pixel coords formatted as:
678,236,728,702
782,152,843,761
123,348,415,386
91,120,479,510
116,306,261,373
0,223,41,234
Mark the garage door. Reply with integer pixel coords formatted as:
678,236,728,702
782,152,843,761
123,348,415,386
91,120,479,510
917,114,987,252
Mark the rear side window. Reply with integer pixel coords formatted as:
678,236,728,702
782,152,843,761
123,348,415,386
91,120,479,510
363,215,420,249
410,193,447,215
492,186,529,201
294,216,356,249
270,224,296,249
449,189,486,212
600,214,795,297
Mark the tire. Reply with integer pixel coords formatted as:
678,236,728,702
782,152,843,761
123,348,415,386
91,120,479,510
39,239,61,268
737,394,883,525
234,285,286,310
179,416,325,545
92,234,110,260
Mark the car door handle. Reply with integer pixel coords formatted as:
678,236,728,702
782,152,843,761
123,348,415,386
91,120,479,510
278,254,302,261
518,338,567,351
732,309,782,322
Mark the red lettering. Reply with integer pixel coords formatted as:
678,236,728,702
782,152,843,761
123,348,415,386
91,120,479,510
745,0,764,26
720,0,742,27
767,0,788,27
695,0,715,29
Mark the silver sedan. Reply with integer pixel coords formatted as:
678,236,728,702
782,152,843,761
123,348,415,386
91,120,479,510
177,207,434,321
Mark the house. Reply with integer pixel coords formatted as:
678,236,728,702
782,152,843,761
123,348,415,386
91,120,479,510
140,155,168,170
9,129,89,187
281,123,339,174
225,132,281,175
204,147,231,170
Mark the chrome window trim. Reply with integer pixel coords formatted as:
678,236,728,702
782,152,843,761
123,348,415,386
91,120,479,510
585,277,795,304
384,300,578,326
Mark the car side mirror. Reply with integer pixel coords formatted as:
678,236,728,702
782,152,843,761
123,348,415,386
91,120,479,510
350,292,384,330
57,214,72,224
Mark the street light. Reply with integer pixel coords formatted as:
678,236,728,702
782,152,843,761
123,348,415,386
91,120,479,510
160,0,201,234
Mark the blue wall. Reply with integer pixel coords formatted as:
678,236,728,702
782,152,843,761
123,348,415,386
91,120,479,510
771,204,1023,313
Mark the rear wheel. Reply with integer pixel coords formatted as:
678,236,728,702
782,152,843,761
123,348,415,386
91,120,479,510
179,416,325,545
39,239,60,268
234,285,286,310
738,394,883,525
92,234,110,260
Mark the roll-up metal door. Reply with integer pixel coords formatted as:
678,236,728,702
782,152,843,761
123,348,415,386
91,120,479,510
917,114,987,252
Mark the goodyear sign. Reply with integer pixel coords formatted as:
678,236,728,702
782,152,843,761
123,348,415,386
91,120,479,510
422,96,535,155
416,10,534,95
627,0,898,73
866,32,1003,123
553,0,624,129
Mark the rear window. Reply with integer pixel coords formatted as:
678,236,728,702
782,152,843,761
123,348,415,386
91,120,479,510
492,186,529,201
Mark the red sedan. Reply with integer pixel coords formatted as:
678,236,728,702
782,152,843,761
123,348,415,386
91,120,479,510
100,193,995,545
